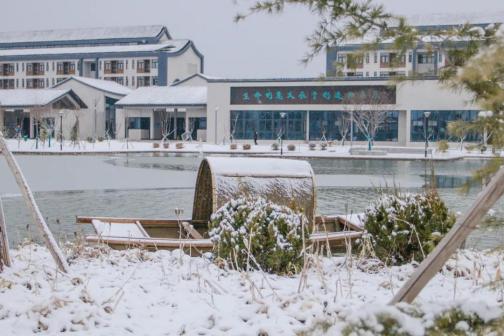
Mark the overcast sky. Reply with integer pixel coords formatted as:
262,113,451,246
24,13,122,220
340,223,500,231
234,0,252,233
1,0,503,78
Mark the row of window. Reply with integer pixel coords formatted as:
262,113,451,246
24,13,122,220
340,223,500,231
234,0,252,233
229,110,481,142
0,62,77,76
103,76,159,87
337,51,443,68
0,58,159,76
0,77,68,89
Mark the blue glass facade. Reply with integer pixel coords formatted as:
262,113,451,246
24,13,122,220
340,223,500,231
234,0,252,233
309,111,399,141
230,111,306,140
410,110,479,142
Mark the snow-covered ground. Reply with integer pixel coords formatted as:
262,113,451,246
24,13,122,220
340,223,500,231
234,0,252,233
3,139,502,161
0,244,502,335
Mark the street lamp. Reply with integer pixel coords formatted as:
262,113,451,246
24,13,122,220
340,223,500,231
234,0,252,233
423,111,431,158
59,111,64,151
280,112,286,156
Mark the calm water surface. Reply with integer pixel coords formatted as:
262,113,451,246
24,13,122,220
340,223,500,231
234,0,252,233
0,154,502,249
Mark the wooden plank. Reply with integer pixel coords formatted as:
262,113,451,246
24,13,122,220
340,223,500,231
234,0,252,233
0,132,69,273
0,198,11,268
310,231,362,243
390,166,504,304
85,235,214,248
181,221,204,239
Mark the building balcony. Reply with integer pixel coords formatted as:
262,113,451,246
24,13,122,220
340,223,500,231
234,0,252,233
104,68,124,75
26,70,45,76
56,69,76,75
0,71,15,77
137,67,151,74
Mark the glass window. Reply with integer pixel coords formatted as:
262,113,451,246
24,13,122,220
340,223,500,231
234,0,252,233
128,117,150,130
309,111,399,141
230,111,306,140
410,110,479,142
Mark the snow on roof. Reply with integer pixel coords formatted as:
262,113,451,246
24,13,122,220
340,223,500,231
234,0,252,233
205,157,314,178
117,86,207,107
54,76,132,96
0,89,77,107
0,25,168,45
0,40,189,58
171,73,221,87
404,11,504,27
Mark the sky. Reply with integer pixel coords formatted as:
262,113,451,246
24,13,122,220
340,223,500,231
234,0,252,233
0,0,503,78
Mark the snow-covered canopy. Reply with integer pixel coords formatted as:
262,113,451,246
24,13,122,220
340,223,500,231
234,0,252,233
117,86,207,107
0,40,189,58
192,157,316,224
0,25,169,46
53,76,132,97
0,89,86,108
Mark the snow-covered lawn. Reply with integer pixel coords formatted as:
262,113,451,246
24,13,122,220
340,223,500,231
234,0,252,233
0,244,502,335
4,138,502,161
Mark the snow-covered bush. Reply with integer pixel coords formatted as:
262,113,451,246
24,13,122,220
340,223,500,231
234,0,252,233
209,197,309,274
363,191,455,265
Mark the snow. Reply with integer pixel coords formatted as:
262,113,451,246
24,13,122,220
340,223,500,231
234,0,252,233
91,220,148,239
0,25,166,44
0,89,73,107
116,86,207,107
54,76,131,96
206,156,313,177
4,139,502,161
0,244,503,335
0,40,189,58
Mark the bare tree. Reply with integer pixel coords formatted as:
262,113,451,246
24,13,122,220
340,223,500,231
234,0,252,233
337,112,352,146
347,89,394,150
160,109,174,143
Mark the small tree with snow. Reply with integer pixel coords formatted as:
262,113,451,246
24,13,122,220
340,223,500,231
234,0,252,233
209,197,309,274
363,191,455,266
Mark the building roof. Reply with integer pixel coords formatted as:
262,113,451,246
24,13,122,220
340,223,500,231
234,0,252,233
0,89,87,108
116,86,207,107
0,40,190,59
53,76,132,96
171,73,221,86
0,25,171,47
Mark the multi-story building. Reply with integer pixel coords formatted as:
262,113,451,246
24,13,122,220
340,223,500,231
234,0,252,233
0,25,203,90
326,23,489,78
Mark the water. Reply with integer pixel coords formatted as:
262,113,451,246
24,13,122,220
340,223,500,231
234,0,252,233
0,154,502,249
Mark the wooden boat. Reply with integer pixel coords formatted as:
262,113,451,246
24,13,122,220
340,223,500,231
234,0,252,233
77,157,365,252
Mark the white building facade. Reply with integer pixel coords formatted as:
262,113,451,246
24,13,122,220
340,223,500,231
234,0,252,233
0,25,203,90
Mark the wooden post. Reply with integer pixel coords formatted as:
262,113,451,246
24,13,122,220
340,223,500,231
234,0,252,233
0,197,11,269
390,166,504,304
0,132,69,273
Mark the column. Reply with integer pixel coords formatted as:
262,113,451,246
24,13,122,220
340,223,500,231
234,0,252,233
397,110,408,146
305,111,310,142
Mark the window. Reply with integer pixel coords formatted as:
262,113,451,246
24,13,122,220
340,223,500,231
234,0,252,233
152,60,158,69
410,110,480,142
380,54,389,64
46,78,49,87
132,60,135,69
16,63,18,72
337,55,345,64
22,63,24,72
417,53,434,64
52,62,55,71
132,77,135,87
90,63,96,71
374,71,377,77
126,60,128,70
152,76,159,85
374,53,378,63
408,52,413,63
125,77,128,86
365,53,370,64
231,111,306,140
99,61,102,70
16,79,18,88
128,117,150,130
52,78,55,86
438,52,443,63
365,72,369,77
22,79,24,87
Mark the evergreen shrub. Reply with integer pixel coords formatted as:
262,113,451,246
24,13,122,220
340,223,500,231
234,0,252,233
363,191,456,265
437,140,449,153
209,197,308,274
